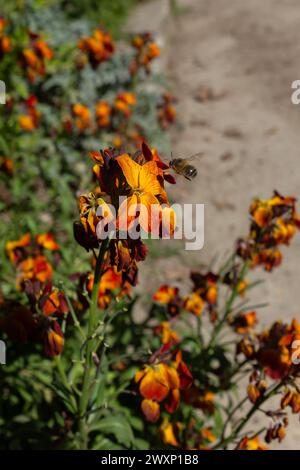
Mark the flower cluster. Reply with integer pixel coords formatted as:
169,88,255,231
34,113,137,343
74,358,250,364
237,191,300,271
74,143,177,288
78,27,115,68
130,32,160,75
1,232,68,357
153,270,219,321
20,32,53,82
135,350,193,422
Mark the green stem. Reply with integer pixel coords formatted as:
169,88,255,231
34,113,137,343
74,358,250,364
207,260,250,349
78,238,109,449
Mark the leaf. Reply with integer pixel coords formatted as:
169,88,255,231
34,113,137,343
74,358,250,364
95,414,134,448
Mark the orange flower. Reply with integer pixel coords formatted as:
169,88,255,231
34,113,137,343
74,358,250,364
36,233,59,251
78,27,114,67
87,268,124,309
153,285,179,305
114,92,136,117
231,311,257,334
95,101,111,128
153,285,181,316
44,321,64,357
141,399,160,423
18,95,40,131
6,233,31,263
16,255,53,289
116,154,169,233
41,289,69,317
0,157,13,176
72,103,91,131
160,417,180,446
135,363,177,402
155,321,179,346
238,436,268,450
183,292,204,316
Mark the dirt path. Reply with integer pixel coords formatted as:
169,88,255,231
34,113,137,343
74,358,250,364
166,0,300,449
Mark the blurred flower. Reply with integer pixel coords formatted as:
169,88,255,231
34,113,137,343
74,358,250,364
6,233,31,263
153,285,182,316
157,93,177,129
237,191,300,271
18,95,40,131
78,27,114,68
238,436,268,450
160,417,180,446
95,101,111,128
130,32,160,75
16,255,53,289
230,311,257,334
154,321,179,346
20,36,53,82
0,157,13,176
183,292,204,317
43,320,64,357
72,103,91,132
114,92,136,117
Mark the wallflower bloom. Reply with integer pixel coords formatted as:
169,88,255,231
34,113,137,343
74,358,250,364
238,436,268,450
18,95,40,131
116,154,170,233
78,27,114,67
20,36,53,82
114,92,136,117
153,285,182,316
183,292,204,316
160,417,180,446
230,311,257,334
0,18,12,59
130,32,160,74
43,320,64,357
72,103,91,131
6,233,31,263
0,156,13,176
237,191,300,271
154,321,179,346
95,101,111,128
16,255,53,289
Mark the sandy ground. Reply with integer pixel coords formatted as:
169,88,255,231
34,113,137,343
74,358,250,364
130,0,300,449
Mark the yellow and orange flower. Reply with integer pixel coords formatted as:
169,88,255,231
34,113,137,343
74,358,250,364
0,156,13,176
72,103,91,131
95,101,111,128
16,255,53,289
36,233,59,251
18,95,40,131
114,92,136,117
116,153,172,233
20,37,53,82
183,292,204,316
155,321,179,346
78,27,114,67
231,311,257,334
6,233,31,263
238,436,268,450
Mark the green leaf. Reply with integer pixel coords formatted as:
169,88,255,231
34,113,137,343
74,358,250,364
94,414,134,448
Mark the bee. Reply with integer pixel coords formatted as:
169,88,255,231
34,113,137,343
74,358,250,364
168,152,205,181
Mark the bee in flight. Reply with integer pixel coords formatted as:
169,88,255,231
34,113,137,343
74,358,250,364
168,152,205,181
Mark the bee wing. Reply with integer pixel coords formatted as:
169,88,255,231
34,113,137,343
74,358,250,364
185,151,206,162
